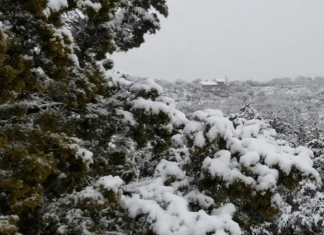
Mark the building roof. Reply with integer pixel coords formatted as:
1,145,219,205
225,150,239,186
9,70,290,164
214,79,225,83
199,81,218,86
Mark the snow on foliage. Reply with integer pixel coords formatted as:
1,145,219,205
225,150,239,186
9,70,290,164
123,179,241,235
187,109,320,195
132,97,171,116
203,150,255,186
76,0,102,12
129,77,163,96
154,159,186,181
1,0,322,232
185,190,215,210
238,103,264,121
134,7,159,26
76,186,104,203
193,109,224,121
115,83,320,234
276,181,324,235
157,96,176,106
0,63,322,234
69,143,94,167
95,175,124,193
0,21,12,30
172,134,186,148
47,0,69,11
212,203,236,217
116,109,137,126
0,215,20,235
105,70,133,86
55,27,80,66
131,97,188,128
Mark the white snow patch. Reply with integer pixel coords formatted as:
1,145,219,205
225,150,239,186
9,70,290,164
183,121,204,135
212,203,236,217
123,181,241,235
193,109,224,121
240,151,260,166
68,54,80,67
77,186,103,202
172,134,185,148
95,175,124,193
116,109,137,126
131,98,171,117
154,160,186,181
131,97,188,127
171,109,189,127
0,22,13,31
205,117,235,141
157,96,175,106
130,77,163,95
77,0,102,12
134,7,158,25
271,193,283,207
194,131,206,147
185,190,214,209
203,150,255,186
47,0,68,11
49,27,80,67
70,144,93,166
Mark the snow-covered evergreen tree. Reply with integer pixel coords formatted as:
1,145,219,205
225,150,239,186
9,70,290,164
0,1,321,235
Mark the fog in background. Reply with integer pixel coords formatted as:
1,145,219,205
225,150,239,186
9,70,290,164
111,0,324,82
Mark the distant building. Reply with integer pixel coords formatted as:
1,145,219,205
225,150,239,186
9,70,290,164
199,81,217,91
213,79,226,85
199,78,227,91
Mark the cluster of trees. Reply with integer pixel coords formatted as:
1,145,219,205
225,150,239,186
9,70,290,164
269,76,324,86
0,1,323,235
227,76,324,87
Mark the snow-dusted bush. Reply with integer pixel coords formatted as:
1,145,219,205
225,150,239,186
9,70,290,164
120,105,320,234
276,182,324,235
1,68,321,234
0,1,321,234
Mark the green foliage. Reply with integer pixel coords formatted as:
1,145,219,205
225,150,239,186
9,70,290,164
0,215,20,235
1,1,322,234
0,178,43,213
0,0,169,233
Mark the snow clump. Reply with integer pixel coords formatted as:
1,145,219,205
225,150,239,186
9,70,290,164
47,0,68,11
123,179,241,235
95,175,124,193
70,143,93,167
76,0,102,12
129,77,163,96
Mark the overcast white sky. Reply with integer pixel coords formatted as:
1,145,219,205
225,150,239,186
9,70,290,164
111,0,324,82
